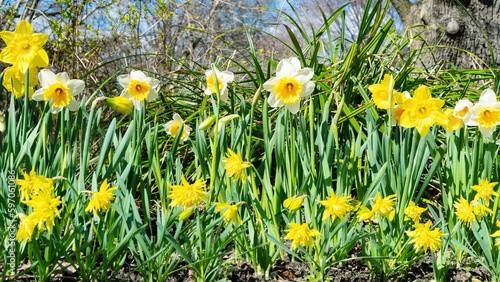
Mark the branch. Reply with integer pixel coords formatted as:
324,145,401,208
390,0,412,22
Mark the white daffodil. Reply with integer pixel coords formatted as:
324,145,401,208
262,57,315,114
391,91,412,126
32,69,85,114
117,70,160,110
164,113,192,143
204,67,234,102
464,89,500,137
454,99,473,119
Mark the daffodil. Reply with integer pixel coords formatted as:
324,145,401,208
472,201,492,220
454,197,475,228
444,109,463,132
15,169,54,201
284,223,321,250
23,191,61,232
168,174,208,209
85,179,117,215
391,91,411,126
471,179,499,206
222,149,251,183
214,202,242,224
369,74,403,110
204,67,234,102
164,113,192,143
404,201,427,223
0,20,49,73
106,96,133,114
16,214,39,242
283,195,307,212
399,85,447,137
32,69,85,114
117,70,160,110
371,193,397,220
318,191,353,222
263,57,315,114
454,99,473,118
406,221,446,253
464,89,500,137
3,65,38,99
491,221,500,249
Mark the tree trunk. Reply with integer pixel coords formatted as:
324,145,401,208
390,0,500,69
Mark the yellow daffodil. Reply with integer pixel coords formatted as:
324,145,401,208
371,193,397,220
472,201,492,220
406,221,446,252
222,149,251,183
399,85,447,137
283,195,307,212
0,20,49,73
117,70,160,110
106,96,133,114
491,221,500,249
168,174,208,209
214,202,243,224
454,197,475,228
16,214,40,242
318,191,353,222
164,113,192,143
444,109,463,132
391,91,411,126
284,223,321,250
404,201,427,224
263,57,315,114
357,205,375,221
3,65,38,99
369,74,403,110
471,179,499,206
15,169,54,201
464,89,500,137
32,69,85,114
85,179,117,215
204,67,234,102
23,191,61,232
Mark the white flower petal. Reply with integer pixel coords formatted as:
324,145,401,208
120,90,131,99
56,72,70,84
204,88,212,96
293,68,314,85
130,70,147,81
67,99,80,111
288,57,302,70
263,77,280,91
479,125,496,137
149,78,160,88
164,121,175,133
220,87,230,102
117,74,131,88
32,89,45,101
478,89,497,105
285,100,301,114
300,81,315,98
147,89,158,102
221,71,234,83
267,93,283,108
205,70,213,78
463,111,477,126
67,80,85,96
39,69,56,88
276,59,296,77
132,99,143,110
50,106,62,114
173,113,183,123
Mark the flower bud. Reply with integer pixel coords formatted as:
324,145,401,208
199,115,216,130
106,97,133,114
0,111,5,132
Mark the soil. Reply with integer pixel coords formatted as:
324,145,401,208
3,253,491,282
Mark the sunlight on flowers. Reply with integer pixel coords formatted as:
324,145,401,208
284,223,321,250
23,191,61,233
464,89,500,137
15,169,54,201
85,179,118,216
168,174,208,209
214,202,242,224
471,179,499,206
406,221,446,253
118,70,160,110
404,201,427,224
283,195,307,212
0,20,49,73
3,65,38,99
222,149,251,183
106,96,134,115
164,113,192,143
454,197,476,228
368,74,402,110
318,190,353,222
32,69,85,114
204,67,234,102
263,57,315,114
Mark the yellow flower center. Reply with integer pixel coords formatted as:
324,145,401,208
43,82,72,108
477,106,500,128
456,106,469,118
207,74,224,93
128,80,150,101
416,106,430,119
16,37,33,54
273,77,303,104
